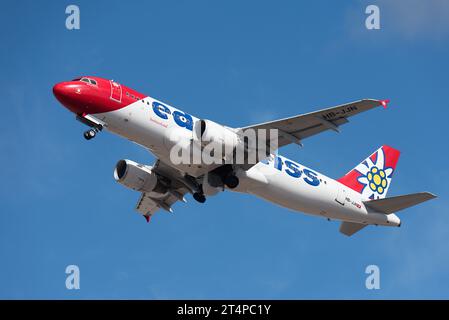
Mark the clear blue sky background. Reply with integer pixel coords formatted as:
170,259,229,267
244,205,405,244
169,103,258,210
1,0,448,299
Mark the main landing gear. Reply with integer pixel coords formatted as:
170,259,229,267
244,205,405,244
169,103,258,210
193,192,206,203
209,165,240,189
191,173,239,204
223,174,239,189
183,175,207,204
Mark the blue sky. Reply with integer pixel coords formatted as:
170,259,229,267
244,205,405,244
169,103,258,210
0,0,448,299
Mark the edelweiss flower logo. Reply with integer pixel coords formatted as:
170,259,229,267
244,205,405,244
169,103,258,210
356,148,393,199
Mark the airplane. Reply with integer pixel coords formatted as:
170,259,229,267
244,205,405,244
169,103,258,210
53,76,436,236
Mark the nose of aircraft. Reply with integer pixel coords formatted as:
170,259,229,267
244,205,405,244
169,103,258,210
53,81,86,114
53,77,129,115
53,82,70,101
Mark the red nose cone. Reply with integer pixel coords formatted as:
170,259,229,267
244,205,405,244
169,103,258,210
52,82,68,101
53,77,141,115
53,81,88,114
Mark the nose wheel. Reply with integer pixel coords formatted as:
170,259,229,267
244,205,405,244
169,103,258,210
83,128,98,140
77,115,103,141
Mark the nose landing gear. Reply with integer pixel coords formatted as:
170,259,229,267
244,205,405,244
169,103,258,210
76,114,104,141
83,128,98,140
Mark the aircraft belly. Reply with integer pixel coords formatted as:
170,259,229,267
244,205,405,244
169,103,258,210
245,166,329,216
96,102,166,152
242,164,372,223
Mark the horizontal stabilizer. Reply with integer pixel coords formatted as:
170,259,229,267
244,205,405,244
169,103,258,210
339,221,367,236
363,192,436,214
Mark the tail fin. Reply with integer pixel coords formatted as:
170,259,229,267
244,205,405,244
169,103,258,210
338,145,401,200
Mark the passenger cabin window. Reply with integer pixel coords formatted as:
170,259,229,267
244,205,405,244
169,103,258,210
125,92,139,100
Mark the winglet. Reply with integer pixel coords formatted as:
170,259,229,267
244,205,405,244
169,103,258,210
144,214,151,223
380,99,390,109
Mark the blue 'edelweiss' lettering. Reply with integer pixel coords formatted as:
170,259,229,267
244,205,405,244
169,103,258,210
272,156,320,186
152,101,193,131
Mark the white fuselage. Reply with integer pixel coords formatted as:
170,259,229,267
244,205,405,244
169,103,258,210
93,97,400,227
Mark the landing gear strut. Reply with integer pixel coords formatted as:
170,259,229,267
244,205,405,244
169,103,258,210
183,175,207,204
76,114,103,141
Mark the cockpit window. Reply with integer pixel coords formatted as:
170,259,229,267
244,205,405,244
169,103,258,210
78,77,97,86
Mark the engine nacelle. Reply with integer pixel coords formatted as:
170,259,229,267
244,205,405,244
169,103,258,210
114,159,164,193
194,119,240,159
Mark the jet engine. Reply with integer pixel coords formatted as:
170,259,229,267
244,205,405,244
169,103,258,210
193,119,241,161
113,159,166,193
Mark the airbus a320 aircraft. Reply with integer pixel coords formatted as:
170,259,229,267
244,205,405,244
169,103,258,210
53,76,436,236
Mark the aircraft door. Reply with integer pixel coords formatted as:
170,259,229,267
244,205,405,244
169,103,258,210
110,80,122,102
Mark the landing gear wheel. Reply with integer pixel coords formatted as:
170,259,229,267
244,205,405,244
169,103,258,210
193,192,206,203
83,129,96,140
224,175,239,189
